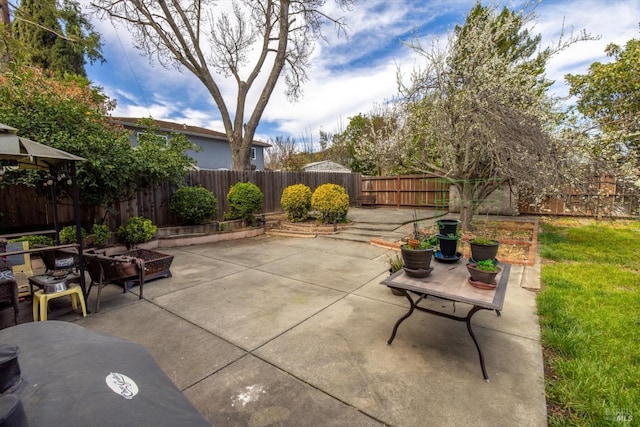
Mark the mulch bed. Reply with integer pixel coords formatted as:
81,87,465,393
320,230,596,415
374,218,539,266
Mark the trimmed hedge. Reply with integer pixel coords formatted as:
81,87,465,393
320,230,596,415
225,182,263,225
311,183,349,224
170,186,218,225
281,184,312,222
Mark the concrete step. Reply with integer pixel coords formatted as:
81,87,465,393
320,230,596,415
266,230,318,238
348,223,402,232
339,227,405,240
319,233,373,244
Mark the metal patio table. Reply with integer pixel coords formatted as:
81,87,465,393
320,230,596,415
381,261,510,381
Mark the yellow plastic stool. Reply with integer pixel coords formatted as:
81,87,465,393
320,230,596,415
32,284,87,321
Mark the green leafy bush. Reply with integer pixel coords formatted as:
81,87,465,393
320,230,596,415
281,184,312,222
59,225,87,244
118,216,157,247
224,182,263,225
170,186,218,225
8,235,54,246
90,223,111,245
311,183,349,224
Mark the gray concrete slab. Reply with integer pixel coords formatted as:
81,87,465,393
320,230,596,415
184,354,385,426
152,268,347,350
255,292,546,426
1,209,547,427
75,301,246,390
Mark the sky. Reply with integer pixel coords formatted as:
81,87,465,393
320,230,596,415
80,0,639,146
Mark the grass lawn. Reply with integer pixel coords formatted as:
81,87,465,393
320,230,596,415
537,218,640,426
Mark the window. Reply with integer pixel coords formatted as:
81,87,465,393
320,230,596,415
136,132,168,144
250,147,256,160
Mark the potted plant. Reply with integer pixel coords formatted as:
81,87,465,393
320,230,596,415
400,236,436,277
466,259,502,285
386,254,405,295
436,219,460,236
469,237,500,262
437,232,461,260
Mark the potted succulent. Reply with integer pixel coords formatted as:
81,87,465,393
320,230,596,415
469,237,500,262
466,259,502,285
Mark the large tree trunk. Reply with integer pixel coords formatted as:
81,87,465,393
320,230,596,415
0,0,9,25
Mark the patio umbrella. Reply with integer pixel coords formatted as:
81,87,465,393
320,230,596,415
0,123,85,167
0,123,88,297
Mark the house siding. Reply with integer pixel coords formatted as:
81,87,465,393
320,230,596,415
116,118,267,170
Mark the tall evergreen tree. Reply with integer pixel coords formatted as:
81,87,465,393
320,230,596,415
12,0,60,71
11,0,103,76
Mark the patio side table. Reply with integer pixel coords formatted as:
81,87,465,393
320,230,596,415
380,262,510,381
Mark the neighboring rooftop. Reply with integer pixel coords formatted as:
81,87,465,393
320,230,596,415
112,117,270,147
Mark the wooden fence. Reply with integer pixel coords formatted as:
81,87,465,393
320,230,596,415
0,170,362,233
360,175,450,209
362,174,639,217
2,171,637,234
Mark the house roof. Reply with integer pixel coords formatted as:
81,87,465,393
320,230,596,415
112,117,270,147
303,160,351,172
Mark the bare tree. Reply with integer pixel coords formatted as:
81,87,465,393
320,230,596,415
265,135,297,170
91,0,353,170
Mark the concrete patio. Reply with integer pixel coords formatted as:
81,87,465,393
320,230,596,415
1,209,547,426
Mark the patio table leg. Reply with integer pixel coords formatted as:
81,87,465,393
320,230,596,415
386,290,497,381
386,292,423,345
465,305,491,382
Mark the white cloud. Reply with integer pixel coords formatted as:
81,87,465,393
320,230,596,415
535,0,640,98
81,0,640,141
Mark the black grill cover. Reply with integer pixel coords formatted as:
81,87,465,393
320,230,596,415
0,322,210,427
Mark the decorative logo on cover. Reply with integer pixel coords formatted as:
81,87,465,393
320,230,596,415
105,372,139,399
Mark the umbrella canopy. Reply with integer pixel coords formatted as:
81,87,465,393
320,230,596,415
0,123,85,169
0,123,88,297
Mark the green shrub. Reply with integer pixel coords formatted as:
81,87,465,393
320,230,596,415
224,182,263,225
311,183,349,224
281,184,312,222
170,186,218,225
59,225,87,244
118,216,157,247
90,223,111,245
8,234,54,246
